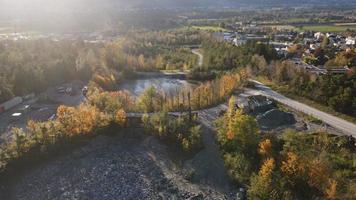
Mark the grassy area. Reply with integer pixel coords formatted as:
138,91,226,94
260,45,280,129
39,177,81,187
283,18,309,23
263,25,295,30
295,25,356,32
188,25,228,32
254,76,356,124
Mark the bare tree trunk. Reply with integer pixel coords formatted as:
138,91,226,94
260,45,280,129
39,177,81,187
188,92,192,121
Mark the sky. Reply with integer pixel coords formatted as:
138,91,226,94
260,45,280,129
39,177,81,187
0,0,116,32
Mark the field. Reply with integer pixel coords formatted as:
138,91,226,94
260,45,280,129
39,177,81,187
296,24,356,32
189,25,228,32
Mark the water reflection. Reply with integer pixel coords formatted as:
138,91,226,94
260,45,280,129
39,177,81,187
119,78,197,96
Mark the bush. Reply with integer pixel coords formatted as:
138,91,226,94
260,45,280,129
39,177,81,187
142,111,202,152
223,153,252,183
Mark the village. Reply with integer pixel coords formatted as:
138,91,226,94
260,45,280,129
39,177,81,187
215,21,355,75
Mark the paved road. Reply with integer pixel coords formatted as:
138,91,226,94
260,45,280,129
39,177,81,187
248,80,356,137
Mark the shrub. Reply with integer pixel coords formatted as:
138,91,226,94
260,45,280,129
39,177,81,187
142,112,202,152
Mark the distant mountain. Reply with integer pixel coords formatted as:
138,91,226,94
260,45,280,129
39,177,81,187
1,0,355,14
0,0,354,32
115,0,356,9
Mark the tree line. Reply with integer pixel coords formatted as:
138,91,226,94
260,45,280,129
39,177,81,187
248,56,356,116
0,29,204,103
0,40,85,102
200,39,278,72
135,71,247,113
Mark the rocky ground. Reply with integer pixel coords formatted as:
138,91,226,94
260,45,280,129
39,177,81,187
1,128,236,200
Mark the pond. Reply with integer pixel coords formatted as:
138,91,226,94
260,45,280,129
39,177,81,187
119,77,197,96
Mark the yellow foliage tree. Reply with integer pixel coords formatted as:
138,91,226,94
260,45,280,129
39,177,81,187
227,96,236,140
308,158,331,191
115,109,126,126
281,152,306,186
248,158,277,199
56,105,101,136
325,178,337,199
260,158,275,181
259,139,272,158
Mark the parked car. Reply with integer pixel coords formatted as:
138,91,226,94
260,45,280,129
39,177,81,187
56,87,66,94
18,105,31,114
82,86,88,97
10,112,22,122
65,87,72,94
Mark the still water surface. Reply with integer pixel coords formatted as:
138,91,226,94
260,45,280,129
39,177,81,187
119,78,197,96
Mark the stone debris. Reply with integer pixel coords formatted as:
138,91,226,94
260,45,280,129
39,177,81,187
3,133,231,200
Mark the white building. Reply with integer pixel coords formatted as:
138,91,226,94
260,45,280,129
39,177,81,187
314,32,325,40
233,37,247,46
346,37,355,45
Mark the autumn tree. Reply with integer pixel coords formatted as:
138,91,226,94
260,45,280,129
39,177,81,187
281,152,305,184
217,99,259,155
115,109,127,126
307,158,331,192
325,179,337,199
223,153,253,183
248,158,278,200
137,86,162,113
56,105,107,137
259,139,273,158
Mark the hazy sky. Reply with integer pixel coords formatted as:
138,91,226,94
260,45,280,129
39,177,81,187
2,0,102,13
0,0,117,32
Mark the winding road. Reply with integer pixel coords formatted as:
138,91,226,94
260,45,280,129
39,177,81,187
192,49,204,67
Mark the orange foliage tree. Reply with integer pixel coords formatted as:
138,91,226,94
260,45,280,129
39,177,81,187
258,139,273,158
115,109,127,126
56,105,106,137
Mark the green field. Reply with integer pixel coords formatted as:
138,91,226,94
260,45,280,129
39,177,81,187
296,25,356,32
189,25,228,32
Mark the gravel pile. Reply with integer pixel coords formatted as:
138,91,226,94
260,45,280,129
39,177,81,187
257,109,296,130
1,132,230,200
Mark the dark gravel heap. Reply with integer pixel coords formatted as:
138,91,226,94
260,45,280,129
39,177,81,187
257,109,296,130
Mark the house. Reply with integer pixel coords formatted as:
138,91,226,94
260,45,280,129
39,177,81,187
233,34,247,46
314,32,325,40
346,37,355,45
310,43,320,50
245,34,268,42
213,32,235,42
326,33,336,38
233,37,247,46
274,34,294,42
